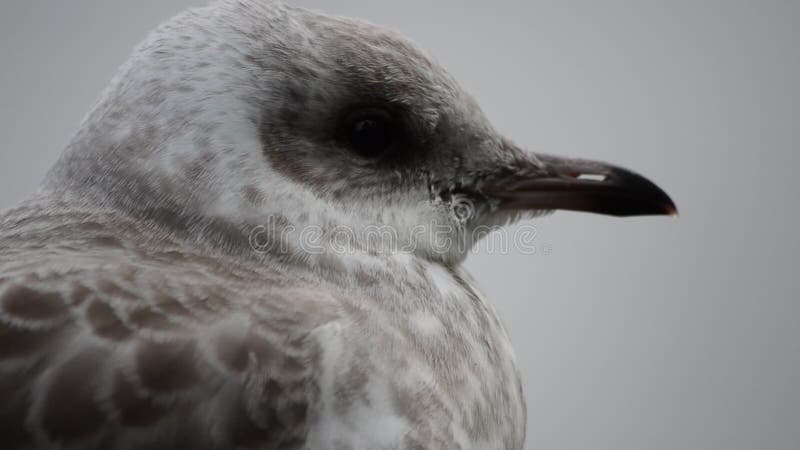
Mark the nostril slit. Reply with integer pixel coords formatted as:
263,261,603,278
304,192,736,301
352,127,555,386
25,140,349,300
577,173,606,182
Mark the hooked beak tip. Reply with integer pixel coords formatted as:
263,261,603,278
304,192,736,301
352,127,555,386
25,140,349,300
666,203,680,218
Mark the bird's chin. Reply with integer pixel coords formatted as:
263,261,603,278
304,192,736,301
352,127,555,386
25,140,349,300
477,207,554,228
420,195,549,262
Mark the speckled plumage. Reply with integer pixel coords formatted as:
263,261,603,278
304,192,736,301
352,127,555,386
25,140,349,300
0,199,524,449
1,1,532,448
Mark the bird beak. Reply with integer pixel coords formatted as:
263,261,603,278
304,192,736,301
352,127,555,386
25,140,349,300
484,154,677,217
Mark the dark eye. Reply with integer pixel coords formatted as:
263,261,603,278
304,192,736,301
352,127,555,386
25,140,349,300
346,110,395,157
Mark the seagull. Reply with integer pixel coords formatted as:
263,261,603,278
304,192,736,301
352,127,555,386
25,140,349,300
0,1,676,449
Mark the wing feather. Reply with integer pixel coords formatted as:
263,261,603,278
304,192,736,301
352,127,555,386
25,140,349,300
0,257,338,450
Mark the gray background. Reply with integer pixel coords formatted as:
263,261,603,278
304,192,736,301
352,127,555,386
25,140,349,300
1,1,798,449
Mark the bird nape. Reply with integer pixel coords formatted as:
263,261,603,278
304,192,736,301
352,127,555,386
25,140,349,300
0,1,675,449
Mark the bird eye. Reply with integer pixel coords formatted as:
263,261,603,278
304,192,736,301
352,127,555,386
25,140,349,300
346,110,395,158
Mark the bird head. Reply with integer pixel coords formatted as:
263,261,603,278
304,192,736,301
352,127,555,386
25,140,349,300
46,0,675,266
